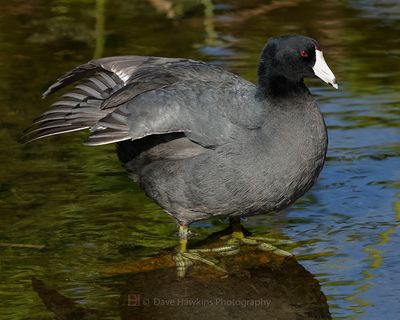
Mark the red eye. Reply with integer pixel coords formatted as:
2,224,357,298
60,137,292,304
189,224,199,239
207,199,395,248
300,50,309,58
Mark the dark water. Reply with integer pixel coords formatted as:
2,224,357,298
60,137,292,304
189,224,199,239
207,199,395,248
1,0,399,319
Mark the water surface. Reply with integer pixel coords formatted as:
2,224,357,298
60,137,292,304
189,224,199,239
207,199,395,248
0,0,399,319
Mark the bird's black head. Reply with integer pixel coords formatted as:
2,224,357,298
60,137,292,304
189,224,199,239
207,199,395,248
257,35,337,98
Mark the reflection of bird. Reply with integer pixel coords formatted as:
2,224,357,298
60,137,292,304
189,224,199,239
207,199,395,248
25,35,337,276
32,243,332,320
121,251,333,319
32,277,99,320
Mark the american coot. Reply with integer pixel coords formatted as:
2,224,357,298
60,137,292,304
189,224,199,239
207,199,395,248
25,35,337,276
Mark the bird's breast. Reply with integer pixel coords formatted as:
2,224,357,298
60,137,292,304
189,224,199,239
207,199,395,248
245,104,328,213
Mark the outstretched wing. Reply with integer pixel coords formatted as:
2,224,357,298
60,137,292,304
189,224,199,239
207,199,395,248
24,55,257,147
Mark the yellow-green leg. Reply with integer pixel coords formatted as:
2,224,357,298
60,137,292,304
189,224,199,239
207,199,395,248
231,217,245,239
173,224,230,278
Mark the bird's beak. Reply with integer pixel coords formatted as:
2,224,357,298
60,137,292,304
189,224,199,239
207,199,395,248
312,49,338,89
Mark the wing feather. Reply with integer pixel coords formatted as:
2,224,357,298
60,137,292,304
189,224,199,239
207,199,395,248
25,56,249,147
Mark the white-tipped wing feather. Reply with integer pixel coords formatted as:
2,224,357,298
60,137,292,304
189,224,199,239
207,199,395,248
25,56,258,147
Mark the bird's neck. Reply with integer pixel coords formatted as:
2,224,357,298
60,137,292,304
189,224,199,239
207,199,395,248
255,61,309,100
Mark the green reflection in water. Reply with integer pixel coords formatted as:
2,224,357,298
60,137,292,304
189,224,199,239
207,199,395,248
94,0,106,58
201,0,218,46
346,196,400,317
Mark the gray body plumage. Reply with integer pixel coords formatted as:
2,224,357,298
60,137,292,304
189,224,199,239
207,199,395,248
25,48,328,225
134,93,327,224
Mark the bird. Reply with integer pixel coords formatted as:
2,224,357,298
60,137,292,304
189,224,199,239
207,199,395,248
24,35,337,276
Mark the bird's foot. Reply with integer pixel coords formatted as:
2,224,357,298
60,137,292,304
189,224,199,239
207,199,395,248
191,238,241,256
226,218,293,257
239,236,293,257
173,250,228,278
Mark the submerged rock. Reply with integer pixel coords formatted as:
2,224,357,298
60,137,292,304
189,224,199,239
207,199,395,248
33,237,331,320
111,239,332,320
